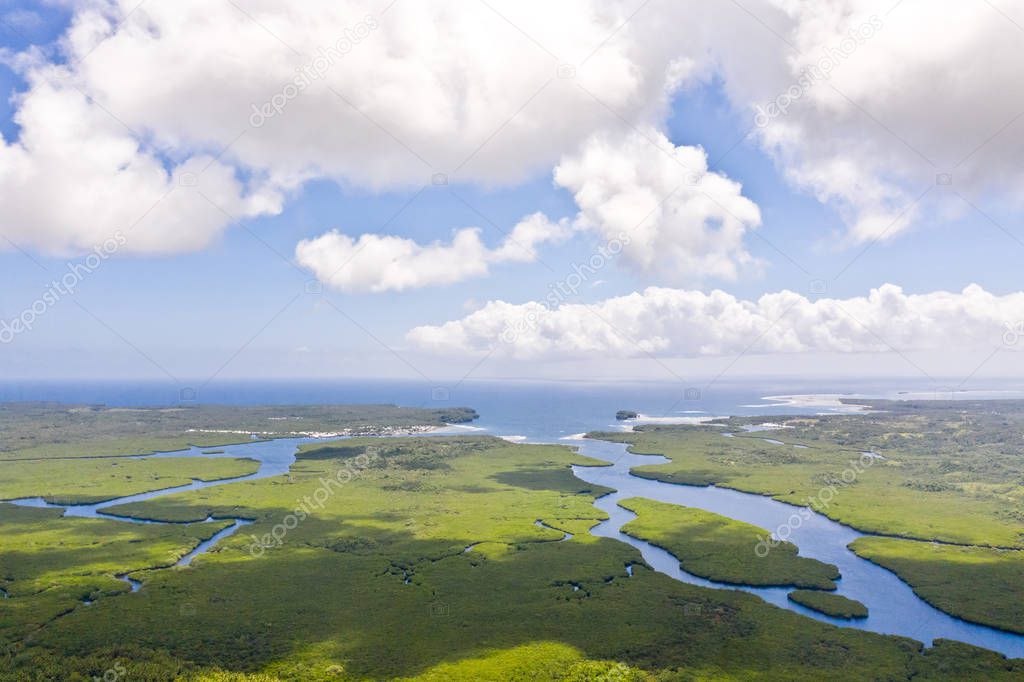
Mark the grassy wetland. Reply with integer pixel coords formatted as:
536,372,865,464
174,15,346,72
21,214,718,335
787,590,868,619
0,457,259,505
618,497,839,589
594,399,1024,636
849,537,1024,634
1,401,1023,679
0,402,478,461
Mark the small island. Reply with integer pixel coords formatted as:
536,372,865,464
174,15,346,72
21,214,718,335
616,410,638,420
619,497,840,590
788,590,868,619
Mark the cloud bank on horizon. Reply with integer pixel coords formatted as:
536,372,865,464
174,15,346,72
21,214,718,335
1,0,1022,360
408,284,1024,359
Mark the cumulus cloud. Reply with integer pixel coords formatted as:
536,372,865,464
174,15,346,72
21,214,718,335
555,127,761,279
3,0,1023,257
716,0,1024,242
0,0,692,256
0,74,280,255
50,0,687,189
408,284,1024,358
295,213,571,293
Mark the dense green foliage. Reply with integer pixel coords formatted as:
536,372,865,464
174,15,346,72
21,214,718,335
598,423,1024,548
787,590,868,619
722,399,1024,545
591,399,1024,633
850,536,1024,633
0,504,233,645
2,401,1023,679
5,433,1020,679
0,457,258,504
0,402,477,460
619,497,839,589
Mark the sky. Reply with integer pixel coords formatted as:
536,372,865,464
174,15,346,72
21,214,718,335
2,0,1024,390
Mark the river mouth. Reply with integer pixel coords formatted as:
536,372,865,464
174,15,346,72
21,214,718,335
569,435,1024,658
6,422,1024,658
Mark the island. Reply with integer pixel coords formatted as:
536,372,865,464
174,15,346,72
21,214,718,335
619,497,840,589
788,589,868,619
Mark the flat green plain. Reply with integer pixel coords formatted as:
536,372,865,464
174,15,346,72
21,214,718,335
619,497,839,589
787,590,868,619
4,435,1020,680
0,403,477,461
850,536,1024,633
0,457,259,505
0,503,233,645
603,429,1024,547
2,402,1023,680
591,399,1024,634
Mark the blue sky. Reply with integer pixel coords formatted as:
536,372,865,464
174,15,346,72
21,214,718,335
2,1,1023,385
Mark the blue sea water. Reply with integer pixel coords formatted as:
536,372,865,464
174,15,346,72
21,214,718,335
1,377,1000,434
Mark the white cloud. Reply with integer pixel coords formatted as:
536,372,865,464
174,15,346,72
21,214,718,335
713,0,1024,242
295,126,766,292
0,0,690,256
0,75,280,255
295,213,571,293
555,127,761,280
3,0,1023,257
53,0,684,188
408,284,1024,359
490,212,574,263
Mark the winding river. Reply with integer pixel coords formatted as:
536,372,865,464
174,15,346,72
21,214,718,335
8,419,1024,658
568,433,1024,658
8,437,317,586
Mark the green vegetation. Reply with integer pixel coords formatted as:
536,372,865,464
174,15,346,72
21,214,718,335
0,402,478,461
616,410,638,420
3,399,1024,680
850,537,1024,633
0,503,233,645
787,590,868,619
5,433,1020,679
598,422,1024,548
394,642,651,681
619,497,839,589
0,457,258,504
722,399,1024,547
186,644,651,682
590,399,1024,633
911,639,1024,680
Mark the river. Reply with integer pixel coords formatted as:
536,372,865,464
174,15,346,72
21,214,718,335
5,379,1024,657
568,434,1024,658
